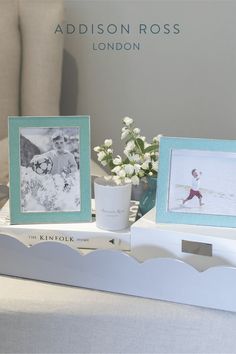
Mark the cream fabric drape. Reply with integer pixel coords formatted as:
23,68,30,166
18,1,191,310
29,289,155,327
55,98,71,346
0,0,64,184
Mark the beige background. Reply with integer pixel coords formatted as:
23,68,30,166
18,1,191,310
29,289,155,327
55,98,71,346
61,0,236,158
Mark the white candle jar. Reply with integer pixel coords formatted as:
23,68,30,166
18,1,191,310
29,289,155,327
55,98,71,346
94,177,132,231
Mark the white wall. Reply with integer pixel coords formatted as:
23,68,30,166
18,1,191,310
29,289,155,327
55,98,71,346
60,0,236,158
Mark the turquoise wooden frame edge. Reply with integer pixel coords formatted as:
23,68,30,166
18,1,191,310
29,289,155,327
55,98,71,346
8,115,91,224
156,136,236,228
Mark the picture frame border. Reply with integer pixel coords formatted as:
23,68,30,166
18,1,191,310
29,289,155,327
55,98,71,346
9,115,91,224
156,136,236,228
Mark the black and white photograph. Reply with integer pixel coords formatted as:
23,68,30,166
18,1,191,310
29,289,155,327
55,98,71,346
20,127,81,212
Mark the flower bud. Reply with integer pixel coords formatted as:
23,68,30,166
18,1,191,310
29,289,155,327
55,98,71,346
121,129,130,140
113,156,122,165
104,139,112,147
133,128,140,135
97,151,106,161
123,116,133,126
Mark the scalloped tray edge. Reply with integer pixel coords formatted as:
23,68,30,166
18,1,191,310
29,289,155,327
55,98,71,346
0,234,236,312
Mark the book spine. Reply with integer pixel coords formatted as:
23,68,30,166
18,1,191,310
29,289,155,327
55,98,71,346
0,228,130,251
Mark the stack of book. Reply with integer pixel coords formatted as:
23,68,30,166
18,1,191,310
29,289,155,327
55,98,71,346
0,201,139,251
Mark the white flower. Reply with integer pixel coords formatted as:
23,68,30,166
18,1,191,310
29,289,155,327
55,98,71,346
131,175,140,185
121,129,130,140
143,153,151,161
124,149,129,157
118,169,126,178
104,139,112,147
152,161,158,172
150,151,157,157
124,177,132,184
149,172,153,176
124,164,134,175
138,170,145,178
112,166,121,174
125,140,135,153
113,155,122,165
152,136,158,143
128,154,140,163
95,118,159,181
141,160,150,170
157,134,163,142
133,128,140,135
134,164,141,173
123,116,133,126
97,151,106,161
113,176,122,185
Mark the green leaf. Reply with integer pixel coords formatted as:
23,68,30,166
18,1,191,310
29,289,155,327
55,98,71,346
144,144,158,153
135,138,145,153
123,157,130,164
109,161,116,170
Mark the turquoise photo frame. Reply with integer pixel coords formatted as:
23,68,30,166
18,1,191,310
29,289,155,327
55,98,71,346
9,116,91,224
156,137,236,228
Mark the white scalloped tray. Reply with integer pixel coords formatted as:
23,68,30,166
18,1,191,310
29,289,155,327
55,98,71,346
0,234,236,312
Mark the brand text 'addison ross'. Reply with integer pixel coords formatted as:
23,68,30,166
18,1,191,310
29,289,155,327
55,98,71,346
55,23,181,52
55,23,180,35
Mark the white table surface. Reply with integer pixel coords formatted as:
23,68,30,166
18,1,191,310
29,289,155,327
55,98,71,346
0,274,236,354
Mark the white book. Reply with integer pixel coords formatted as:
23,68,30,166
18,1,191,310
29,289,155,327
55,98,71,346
0,201,139,251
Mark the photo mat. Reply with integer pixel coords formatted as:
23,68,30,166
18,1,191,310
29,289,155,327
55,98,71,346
156,137,236,228
9,116,91,224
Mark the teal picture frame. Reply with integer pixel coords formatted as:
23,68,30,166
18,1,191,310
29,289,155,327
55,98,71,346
156,136,236,228
9,116,91,224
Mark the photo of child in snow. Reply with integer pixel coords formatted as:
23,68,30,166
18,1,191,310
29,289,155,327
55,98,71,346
168,149,236,216
20,127,81,213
